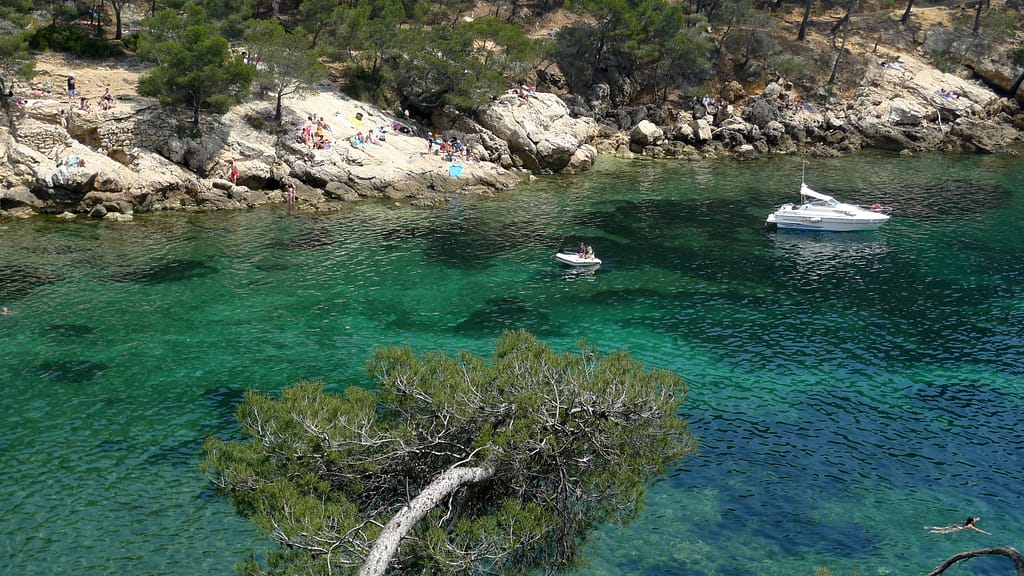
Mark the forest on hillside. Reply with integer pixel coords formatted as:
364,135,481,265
2,0,1022,126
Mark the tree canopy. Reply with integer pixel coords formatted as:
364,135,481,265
243,19,325,122
0,0,36,131
136,10,253,125
204,329,696,575
3,0,1021,128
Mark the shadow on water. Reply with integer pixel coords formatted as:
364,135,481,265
453,296,561,337
203,385,248,425
142,436,207,468
0,267,62,303
875,177,1011,219
253,258,293,273
420,219,521,270
271,219,339,251
583,197,775,277
43,323,98,338
33,359,109,384
109,259,220,285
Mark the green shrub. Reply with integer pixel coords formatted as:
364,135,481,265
121,32,141,53
28,25,124,58
245,114,265,130
926,49,954,73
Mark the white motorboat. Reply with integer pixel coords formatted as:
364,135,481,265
555,252,601,266
766,183,891,232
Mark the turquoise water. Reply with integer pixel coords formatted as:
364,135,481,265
1,153,1022,576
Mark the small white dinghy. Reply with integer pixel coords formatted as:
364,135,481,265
555,252,601,266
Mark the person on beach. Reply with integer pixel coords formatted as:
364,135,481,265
67,75,76,102
225,160,239,185
925,516,991,535
100,87,115,110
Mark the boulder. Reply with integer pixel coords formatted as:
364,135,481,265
477,91,599,172
950,117,1020,152
630,120,664,147
889,97,930,125
692,118,713,142
0,185,44,210
668,120,695,142
564,144,598,174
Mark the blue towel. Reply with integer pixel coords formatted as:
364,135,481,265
449,165,463,178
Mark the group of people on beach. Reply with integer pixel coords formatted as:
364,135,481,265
298,113,334,149
4,88,27,110
66,75,117,112
425,133,478,163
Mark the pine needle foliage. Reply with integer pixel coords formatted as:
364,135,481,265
204,329,696,576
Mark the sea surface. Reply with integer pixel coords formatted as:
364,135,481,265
1,152,1022,576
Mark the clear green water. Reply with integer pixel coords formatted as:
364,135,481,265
1,153,1022,576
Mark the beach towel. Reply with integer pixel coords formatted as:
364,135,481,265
448,165,463,178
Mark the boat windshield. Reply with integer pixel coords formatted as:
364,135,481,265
800,184,839,207
802,196,839,208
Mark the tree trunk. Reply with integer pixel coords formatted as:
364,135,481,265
356,462,497,576
797,0,813,41
95,0,105,38
823,0,856,83
828,8,851,85
830,0,856,39
113,0,123,40
900,0,914,25
0,80,17,138
1010,69,1024,101
972,0,983,36
926,546,1024,576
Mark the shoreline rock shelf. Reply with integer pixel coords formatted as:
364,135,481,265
1,53,1021,220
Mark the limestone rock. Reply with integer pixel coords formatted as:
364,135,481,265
0,185,44,209
630,120,664,147
477,91,599,172
692,118,713,142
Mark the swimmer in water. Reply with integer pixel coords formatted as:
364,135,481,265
925,516,991,535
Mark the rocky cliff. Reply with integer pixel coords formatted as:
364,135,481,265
0,55,599,220
587,51,1021,161
1,45,1021,221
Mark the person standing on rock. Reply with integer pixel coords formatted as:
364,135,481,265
225,160,239,185
284,181,296,211
67,75,76,103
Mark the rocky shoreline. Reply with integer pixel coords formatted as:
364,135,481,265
1,52,1020,221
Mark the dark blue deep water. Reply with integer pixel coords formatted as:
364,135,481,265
2,153,1022,575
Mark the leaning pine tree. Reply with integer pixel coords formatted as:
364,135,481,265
204,329,697,576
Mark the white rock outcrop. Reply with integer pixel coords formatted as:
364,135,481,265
477,91,599,172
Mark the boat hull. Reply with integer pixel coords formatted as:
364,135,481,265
767,212,888,232
555,253,601,266
766,181,891,232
